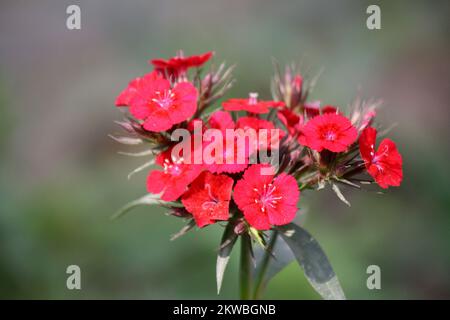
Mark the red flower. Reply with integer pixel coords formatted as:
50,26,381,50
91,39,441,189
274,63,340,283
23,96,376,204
222,93,284,114
233,164,300,230
299,113,357,152
116,71,198,132
147,149,203,201
359,127,403,189
151,51,213,78
181,172,233,228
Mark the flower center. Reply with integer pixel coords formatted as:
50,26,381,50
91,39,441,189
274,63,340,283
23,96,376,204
372,144,389,172
152,90,175,110
163,157,184,176
248,92,259,105
254,183,283,213
324,130,336,141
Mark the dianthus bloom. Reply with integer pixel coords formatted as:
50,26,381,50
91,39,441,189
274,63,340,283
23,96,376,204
223,92,284,114
147,149,203,201
233,164,300,230
299,113,357,152
116,71,198,132
359,127,403,189
181,172,233,228
151,51,213,78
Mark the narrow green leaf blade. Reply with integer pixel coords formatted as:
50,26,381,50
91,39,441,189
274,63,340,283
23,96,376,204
118,149,155,157
216,222,238,295
277,223,346,300
170,219,196,241
108,134,143,145
111,193,163,220
127,158,155,180
331,183,351,207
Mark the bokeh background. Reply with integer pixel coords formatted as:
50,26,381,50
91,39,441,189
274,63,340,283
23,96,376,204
0,0,449,299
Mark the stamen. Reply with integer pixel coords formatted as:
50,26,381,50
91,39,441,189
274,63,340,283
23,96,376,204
255,183,283,213
248,92,259,105
152,89,175,110
325,131,336,141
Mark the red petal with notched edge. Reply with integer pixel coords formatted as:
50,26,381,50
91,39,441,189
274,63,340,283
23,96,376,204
182,172,233,228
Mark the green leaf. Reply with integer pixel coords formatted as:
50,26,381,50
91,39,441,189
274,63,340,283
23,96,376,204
277,223,346,300
111,193,163,220
254,231,294,287
216,221,238,295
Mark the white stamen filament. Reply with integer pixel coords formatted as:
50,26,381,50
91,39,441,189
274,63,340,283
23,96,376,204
248,92,259,105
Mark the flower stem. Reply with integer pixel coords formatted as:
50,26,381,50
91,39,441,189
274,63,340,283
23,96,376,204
253,230,278,299
239,233,253,300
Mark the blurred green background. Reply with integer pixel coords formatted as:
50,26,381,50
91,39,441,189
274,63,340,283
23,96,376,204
0,0,449,299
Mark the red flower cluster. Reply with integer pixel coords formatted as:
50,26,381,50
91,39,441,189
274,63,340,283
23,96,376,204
114,51,403,234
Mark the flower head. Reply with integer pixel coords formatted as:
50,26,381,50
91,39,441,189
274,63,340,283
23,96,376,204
233,164,300,230
147,148,203,201
181,172,233,227
116,71,198,132
299,113,357,152
151,51,213,79
359,127,403,189
222,92,284,114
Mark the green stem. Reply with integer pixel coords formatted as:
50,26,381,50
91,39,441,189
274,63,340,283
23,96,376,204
239,233,253,300
253,231,278,299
